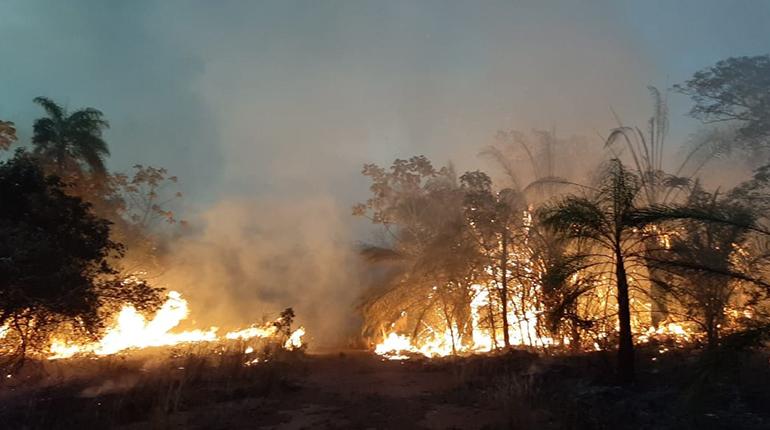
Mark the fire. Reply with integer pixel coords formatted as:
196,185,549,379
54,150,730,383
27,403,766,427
638,322,691,344
374,282,558,360
284,326,305,350
375,333,416,360
47,291,305,360
372,210,700,360
373,268,694,360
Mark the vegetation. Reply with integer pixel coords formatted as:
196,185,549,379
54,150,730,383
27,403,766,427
0,151,163,369
0,97,187,369
675,55,770,145
356,55,770,388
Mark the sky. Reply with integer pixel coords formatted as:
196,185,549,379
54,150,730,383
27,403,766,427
3,1,769,204
1,0,769,344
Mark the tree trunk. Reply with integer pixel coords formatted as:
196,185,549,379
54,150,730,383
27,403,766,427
487,297,499,350
569,305,581,353
500,234,511,348
705,312,719,350
615,248,635,385
644,237,668,327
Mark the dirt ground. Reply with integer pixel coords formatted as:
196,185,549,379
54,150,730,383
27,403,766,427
6,346,769,429
264,351,504,430
131,351,508,430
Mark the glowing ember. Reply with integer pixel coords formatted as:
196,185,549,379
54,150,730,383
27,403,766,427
638,322,691,344
47,291,305,359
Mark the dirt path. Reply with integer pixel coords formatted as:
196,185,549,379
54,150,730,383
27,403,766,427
236,351,505,429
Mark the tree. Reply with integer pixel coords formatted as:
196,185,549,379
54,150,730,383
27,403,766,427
31,97,110,177
461,170,528,348
354,156,480,353
605,87,699,327
96,165,187,277
655,185,758,349
539,159,647,384
675,55,770,145
479,129,597,349
0,151,162,369
30,97,184,280
0,120,16,150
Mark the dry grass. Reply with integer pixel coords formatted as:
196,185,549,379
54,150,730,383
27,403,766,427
0,339,306,429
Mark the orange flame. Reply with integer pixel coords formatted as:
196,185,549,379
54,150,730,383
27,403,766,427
47,291,304,359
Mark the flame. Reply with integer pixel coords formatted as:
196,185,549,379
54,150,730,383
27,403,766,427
375,332,415,359
637,322,691,344
47,291,305,360
373,247,694,360
373,210,699,359
284,326,305,350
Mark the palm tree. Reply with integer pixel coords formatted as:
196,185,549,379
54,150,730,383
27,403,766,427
605,87,732,326
31,97,110,177
539,159,646,384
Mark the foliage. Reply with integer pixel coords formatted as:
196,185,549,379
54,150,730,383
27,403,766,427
110,165,184,229
461,170,531,348
675,55,770,144
0,120,16,150
354,157,480,352
539,159,649,383
31,97,110,176
647,185,764,348
0,151,163,367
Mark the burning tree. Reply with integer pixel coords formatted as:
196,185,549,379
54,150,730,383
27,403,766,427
654,185,764,348
460,170,534,349
354,156,482,356
538,159,657,383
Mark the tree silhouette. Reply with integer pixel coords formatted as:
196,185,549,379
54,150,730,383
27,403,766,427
31,97,110,177
0,151,162,369
539,159,647,384
675,55,770,144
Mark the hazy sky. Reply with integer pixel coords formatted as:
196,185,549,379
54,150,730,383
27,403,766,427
2,1,769,341
2,1,768,208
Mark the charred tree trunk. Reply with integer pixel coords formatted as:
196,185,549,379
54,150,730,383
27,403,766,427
615,247,635,385
568,304,581,353
706,320,718,350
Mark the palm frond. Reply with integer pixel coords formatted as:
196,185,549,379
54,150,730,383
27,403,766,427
33,97,65,121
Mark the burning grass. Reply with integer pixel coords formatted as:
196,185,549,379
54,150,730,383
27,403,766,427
0,290,305,366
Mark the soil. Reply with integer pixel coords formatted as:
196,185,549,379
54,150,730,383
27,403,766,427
127,351,507,430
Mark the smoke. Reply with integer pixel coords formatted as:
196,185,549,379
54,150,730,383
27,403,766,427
159,196,365,348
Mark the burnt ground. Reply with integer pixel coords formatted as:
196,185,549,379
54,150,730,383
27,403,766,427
2,346,769,429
